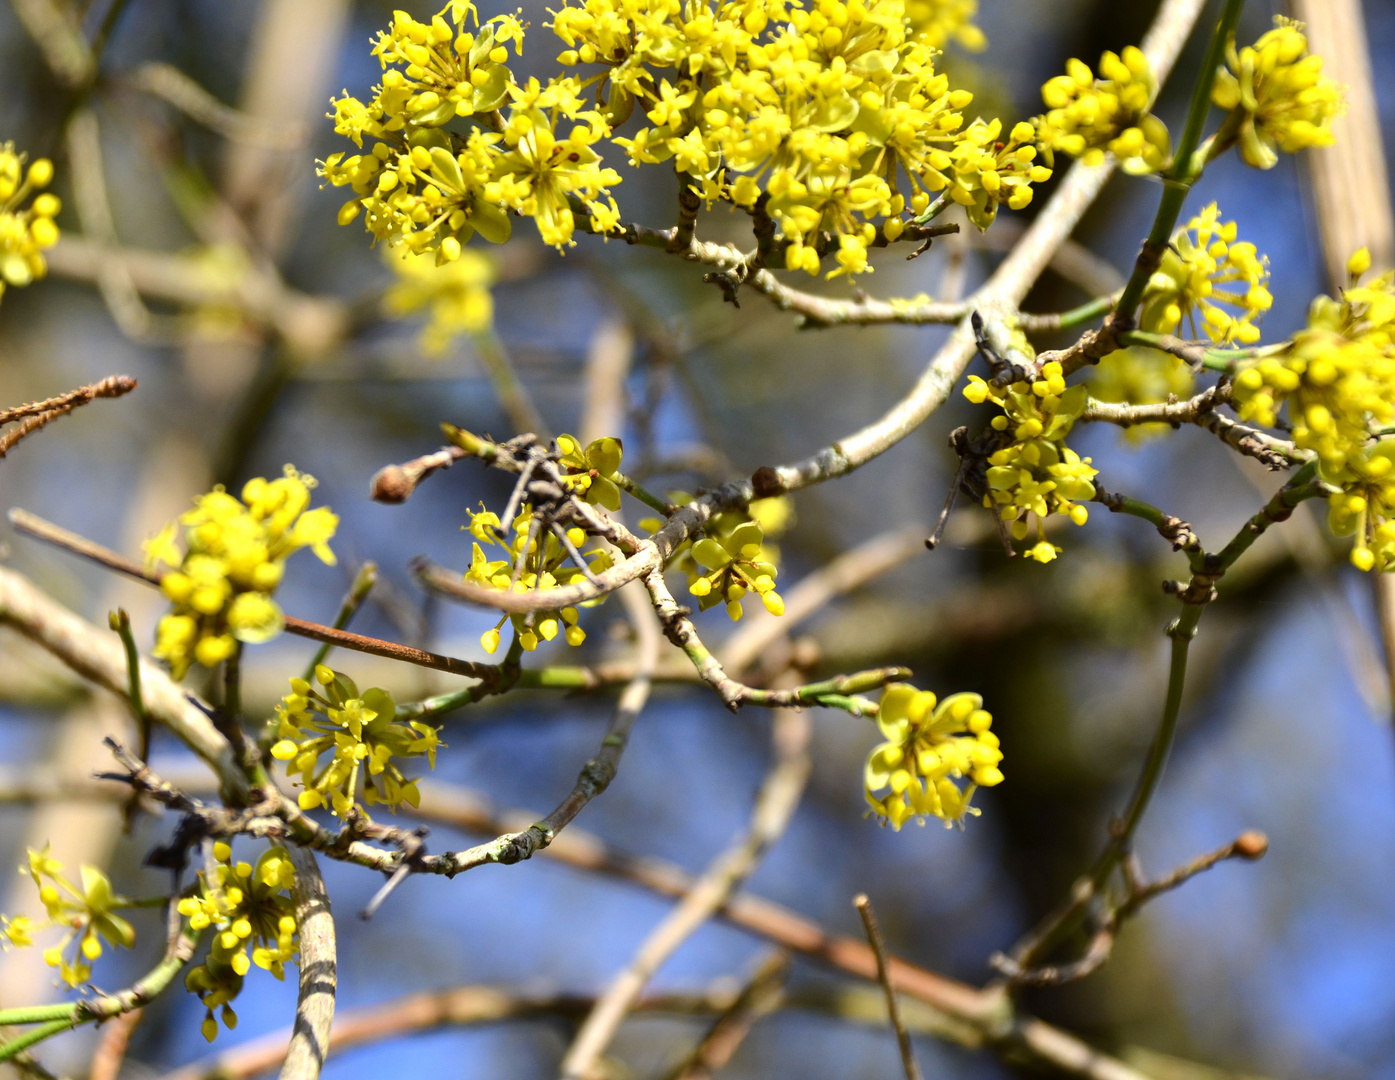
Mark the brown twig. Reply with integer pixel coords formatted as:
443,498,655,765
88,1007,143,1080
855,894,924,1080
992,831,1268,988
5,509,507,685
0,376,138,458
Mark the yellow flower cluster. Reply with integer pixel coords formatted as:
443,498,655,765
1033,47,1169,175
963,363,1096,563
1140,202,1271,345
1233,250,1395,569
651,495,791,620
864,684,1003,829
580,0,1049,266
1328,439,1395,572
383,243,495,355
1213,17,1344,171
0,847,135,988
466,502,613,652
904,0,983,51
557,433,624,510
322,3,620,252
178,843,298,1041
271,667,443,818
145,467,338,679
0,142,60,303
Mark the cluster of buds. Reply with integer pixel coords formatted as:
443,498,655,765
144,467,338,678
0,141,60,302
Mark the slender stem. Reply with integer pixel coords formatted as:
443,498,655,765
109,607,147,728
1021,294,1116,333
0,1003,78,1026
0,1020,74,1063
1113,0,1247,321
223,644,242,728
855,895,924,1080
613,471,673,516
303,562,378,680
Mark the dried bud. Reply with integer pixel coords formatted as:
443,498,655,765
751,465,783,499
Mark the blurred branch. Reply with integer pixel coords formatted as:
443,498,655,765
279,847,336,1080
0,375,136,458
660,951,790,1080
8,0,94,88
87,1007,142,1080
1290,0,1395,731
43,237,350,359
559,705,812,1080
124,63,307,148
471,330,550,438
65,107,155,339
154,981,966,1080
403,778,1160,1079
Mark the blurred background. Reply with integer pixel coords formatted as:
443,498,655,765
3,0,1395,1077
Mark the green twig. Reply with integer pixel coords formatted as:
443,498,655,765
303,562,379,680
108,607,148,759
0,923,201,1062
1011,462,1326,975
612,471,674,516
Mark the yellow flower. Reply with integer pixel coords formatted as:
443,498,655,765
463,498,610,649
904,0,984,51
1212,17,1344,170
180,843,298,1040
557,434,625,510
864,684,1003,829
1091,346,1197,441
1140,202,1271,345
1034,47,1170,174
273,667,442,819
149,466,337,679
963,357,1096,560
383,243,495,355
1,847,136,987
1232,254,1395,483
0,141,61,304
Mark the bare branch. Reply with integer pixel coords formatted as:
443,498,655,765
433,581,660,876
559,706,812,1080
0,376,138,459
125,62,308,148
662,951,791,1080
279,847,337,1080
855,895,924,1080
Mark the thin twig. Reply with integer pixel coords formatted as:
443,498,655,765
0,376,138,458
559,704,812,1080
662,951,791,1080
435,581,660,875
125,62,308,147
5,509,506,684
855,894,924,1080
